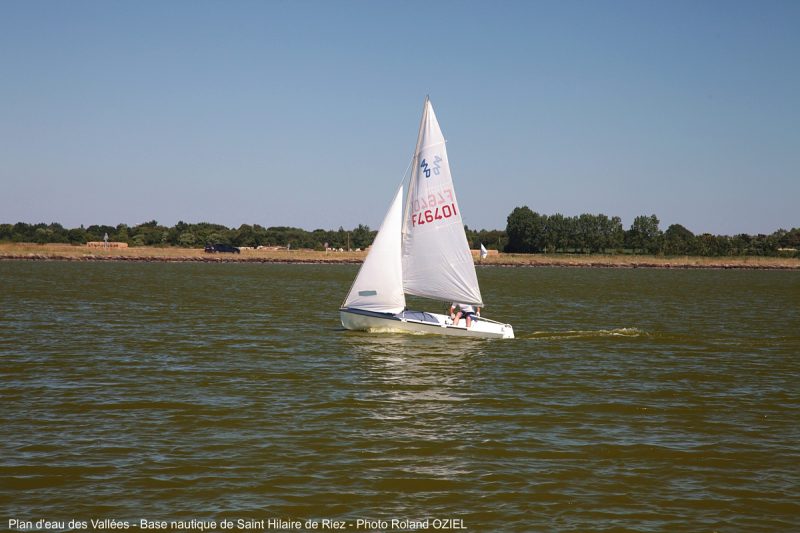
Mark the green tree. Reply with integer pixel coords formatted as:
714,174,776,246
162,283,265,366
0,223,13,241
544,213,568,252
575,213,603,252
506,206,533,252
85,224,117,242
469,228,508,251
116,224,131,245
663,224,696,255
178,232,197,247
67,226,87,244
350,224,374,250
606,216,625,252
233,224,258,247
780,228,800,248
627,215,662,254
505,206,546,252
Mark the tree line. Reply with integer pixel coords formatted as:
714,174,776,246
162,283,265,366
2,210,798,257
0,221,377,251
505,207,800,257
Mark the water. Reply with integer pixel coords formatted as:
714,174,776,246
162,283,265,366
1,262,799,532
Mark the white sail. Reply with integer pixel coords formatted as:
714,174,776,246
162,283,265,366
480,243,488,259
401,98,484,306
342,186,406,313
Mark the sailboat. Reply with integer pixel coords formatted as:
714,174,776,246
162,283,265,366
339,97,514,339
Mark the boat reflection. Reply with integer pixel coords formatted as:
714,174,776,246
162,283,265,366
336,332,487,496
341,330,489,434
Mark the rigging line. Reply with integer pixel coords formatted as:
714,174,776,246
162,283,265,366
398,151,414,190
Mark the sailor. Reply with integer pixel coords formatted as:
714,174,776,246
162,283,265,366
450,302,480,328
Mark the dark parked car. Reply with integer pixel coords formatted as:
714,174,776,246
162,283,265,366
204,243,241,254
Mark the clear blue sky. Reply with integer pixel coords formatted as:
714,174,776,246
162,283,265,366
1,0,798,235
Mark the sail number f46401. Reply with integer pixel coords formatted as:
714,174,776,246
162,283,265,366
412,204,458,226
410,188,458,227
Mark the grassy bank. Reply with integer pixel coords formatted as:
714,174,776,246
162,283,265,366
1,243,798,269
0,243,364,263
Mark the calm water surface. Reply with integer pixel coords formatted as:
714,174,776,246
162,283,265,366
1,262,799,532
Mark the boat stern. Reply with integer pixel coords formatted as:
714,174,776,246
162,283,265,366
469,318,514,339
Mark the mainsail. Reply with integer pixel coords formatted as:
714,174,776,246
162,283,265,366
401,98,484,306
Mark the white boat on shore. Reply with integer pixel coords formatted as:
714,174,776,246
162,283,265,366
339,97,514,339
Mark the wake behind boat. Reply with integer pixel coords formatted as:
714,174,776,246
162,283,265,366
340,97,514,339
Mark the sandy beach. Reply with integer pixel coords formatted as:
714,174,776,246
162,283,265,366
1,243,798,269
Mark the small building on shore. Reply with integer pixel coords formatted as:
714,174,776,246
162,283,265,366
86,241,129,248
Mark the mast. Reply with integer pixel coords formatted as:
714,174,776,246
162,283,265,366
402,95,431,236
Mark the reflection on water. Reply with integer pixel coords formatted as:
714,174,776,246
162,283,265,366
1,262,799,531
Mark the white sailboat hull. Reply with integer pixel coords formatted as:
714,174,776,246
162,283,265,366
340,308,514,339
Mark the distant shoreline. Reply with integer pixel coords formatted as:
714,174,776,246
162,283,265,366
2,243,798,270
